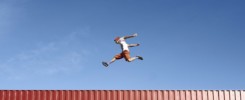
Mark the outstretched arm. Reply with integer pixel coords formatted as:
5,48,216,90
123,33,138,39
128,43,140,47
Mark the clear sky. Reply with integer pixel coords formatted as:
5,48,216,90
0,0,245,90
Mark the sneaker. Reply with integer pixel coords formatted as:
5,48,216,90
136,56,143,60
102,62,109,67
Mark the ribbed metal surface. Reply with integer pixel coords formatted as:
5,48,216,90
0,90,244,100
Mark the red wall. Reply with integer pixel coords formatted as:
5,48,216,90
0,90,244,100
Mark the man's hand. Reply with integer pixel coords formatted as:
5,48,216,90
133,33,138,37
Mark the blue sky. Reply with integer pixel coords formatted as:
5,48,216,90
0,0,245,90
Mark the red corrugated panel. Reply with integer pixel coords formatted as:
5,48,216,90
0,90,244,100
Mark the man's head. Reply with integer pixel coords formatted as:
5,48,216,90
114,37,120,44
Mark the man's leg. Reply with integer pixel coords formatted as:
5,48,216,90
123,50,143,62
127,57,139,62
108,57,117,64
103,53,122,67
103,57,116,67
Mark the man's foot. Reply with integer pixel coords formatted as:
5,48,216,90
137,56,143,60
102,61,109,67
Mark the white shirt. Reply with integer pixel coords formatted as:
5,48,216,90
118,37,129,51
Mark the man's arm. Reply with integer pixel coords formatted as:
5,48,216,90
128,44,140,47
123,33,138,39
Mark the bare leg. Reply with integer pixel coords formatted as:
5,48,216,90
127,56,143,62
108,57,117,64
127,57,137,62
103,52,123,67
102,57,117,67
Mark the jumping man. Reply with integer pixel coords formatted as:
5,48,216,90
102,33,143,67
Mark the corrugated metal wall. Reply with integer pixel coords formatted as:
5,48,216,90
0,90,244,100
